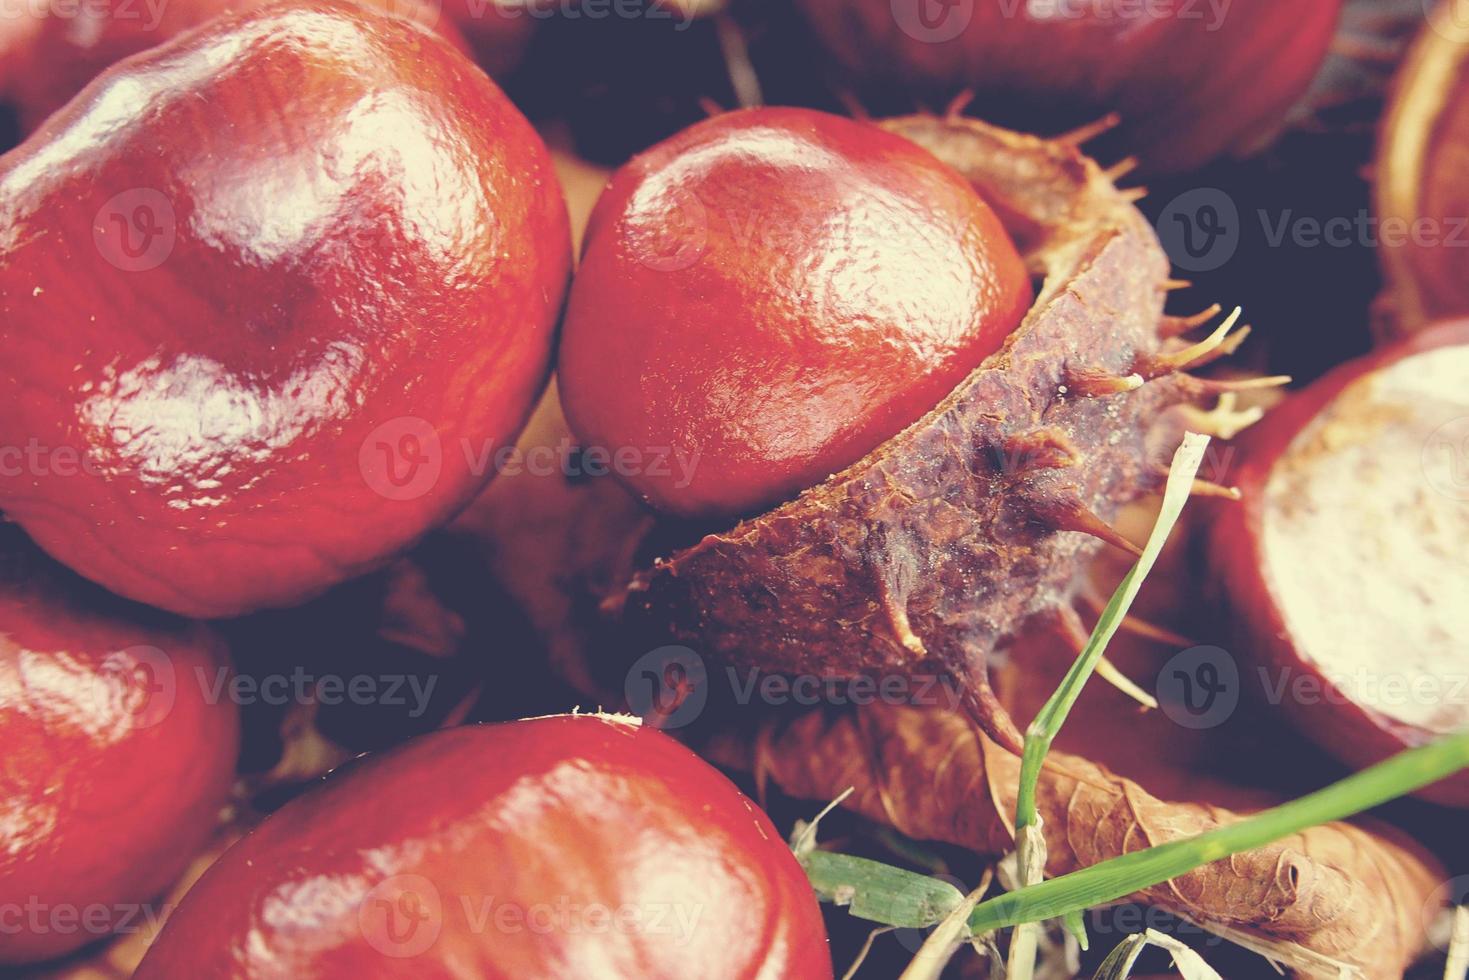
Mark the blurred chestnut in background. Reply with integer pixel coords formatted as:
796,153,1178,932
794,0,1343,173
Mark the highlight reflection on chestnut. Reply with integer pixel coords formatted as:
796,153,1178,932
0,0,571,618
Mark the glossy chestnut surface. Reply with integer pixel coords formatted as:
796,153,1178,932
796,0,1343,173
1211,319,1469,806
136,714,833,979
0,528,239,965
0,1,572,617
557,107,1032,519
0,0,467,133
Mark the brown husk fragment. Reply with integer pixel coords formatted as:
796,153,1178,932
621,112,1199,749
704,703,1445,980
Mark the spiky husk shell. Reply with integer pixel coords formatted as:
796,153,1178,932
619,113,1212,748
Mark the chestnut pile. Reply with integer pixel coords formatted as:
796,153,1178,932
0,0,1464,978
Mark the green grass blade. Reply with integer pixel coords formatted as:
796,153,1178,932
972,731,1469,935
1014,432,1210,829
1007,433,1210,980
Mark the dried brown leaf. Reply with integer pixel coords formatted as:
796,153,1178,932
706,704,1444,979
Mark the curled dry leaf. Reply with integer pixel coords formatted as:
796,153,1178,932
704,704,1444,980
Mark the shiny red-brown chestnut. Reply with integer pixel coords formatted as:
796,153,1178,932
557,106,1032,520
795,0,1343,173
0,0,469,133
136,714,832,979
1211,319,1469,806
0,1,572,617
0,529,239,965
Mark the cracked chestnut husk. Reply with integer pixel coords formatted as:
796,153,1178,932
554,106,1251,749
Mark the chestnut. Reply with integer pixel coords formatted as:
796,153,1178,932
135,714,832,978
556,107,1241,748
794,0,1343,173
559,106,1034,520
1210,319,1469,807
0,0,572,618
1375,0,1469,337
0,0,467,133
0,529,239,965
